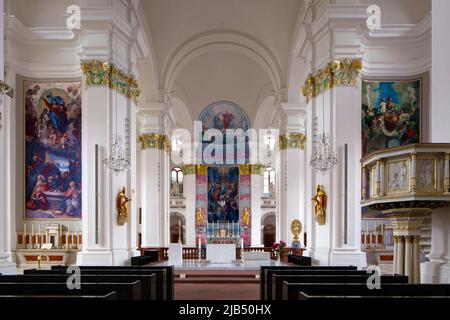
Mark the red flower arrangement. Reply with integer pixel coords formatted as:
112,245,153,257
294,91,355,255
272,241,286,254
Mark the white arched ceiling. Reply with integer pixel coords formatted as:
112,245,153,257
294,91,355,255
162,31,283,95
253,95,280,130
168,96,194,134
174,50,273,122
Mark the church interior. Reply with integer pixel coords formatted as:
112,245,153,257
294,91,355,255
1,0,450,308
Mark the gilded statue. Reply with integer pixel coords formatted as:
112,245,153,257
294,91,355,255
196,208,204,226
117,187,131,225
312,185,327,225
243,208,250,227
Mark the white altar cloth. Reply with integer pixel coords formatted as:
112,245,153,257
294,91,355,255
206,244,236,263
168,243,183,265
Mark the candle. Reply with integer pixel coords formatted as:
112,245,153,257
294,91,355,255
38,224,41,246
31,224,34,247
24,224,27,245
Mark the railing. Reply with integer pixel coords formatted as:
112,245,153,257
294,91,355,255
139,246,304,261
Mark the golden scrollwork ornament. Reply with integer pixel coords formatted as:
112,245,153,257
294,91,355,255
290,219,303,244
117,187,131,225
312,185,327,225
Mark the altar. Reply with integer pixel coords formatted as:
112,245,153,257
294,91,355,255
206,244,236,263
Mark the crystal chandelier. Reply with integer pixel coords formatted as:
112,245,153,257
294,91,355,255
103,133,130,175
310,115,338,175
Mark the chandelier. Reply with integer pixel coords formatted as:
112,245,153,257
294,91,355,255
310,115,338,175
103,133,130,175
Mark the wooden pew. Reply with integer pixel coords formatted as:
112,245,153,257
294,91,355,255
24,268,166,300
298,293,450,302
264,269,368,300
0,292,118,301
0,274,156,300
281,281,435,300
51,265,174,300
260,266,357,300
272,274,408,300
0,282,141,300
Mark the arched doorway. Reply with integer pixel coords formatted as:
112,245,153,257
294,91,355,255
261,212,276,247
170,212,186,244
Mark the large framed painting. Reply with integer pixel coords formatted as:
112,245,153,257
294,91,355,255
207,166,239,223
24,81,82,220
361,79,421,157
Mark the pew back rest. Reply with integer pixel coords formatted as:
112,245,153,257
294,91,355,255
272,275,408,300
281,282,442,300
260,265,358,299
0,281,141,300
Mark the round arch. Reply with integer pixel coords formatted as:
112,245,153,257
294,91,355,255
161,30,284,95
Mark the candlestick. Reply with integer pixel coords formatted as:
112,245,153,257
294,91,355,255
198,237,201,261
38,224,41,247
66,225,69,249
24,224,27,246
241,237,244,262
31,224,34,249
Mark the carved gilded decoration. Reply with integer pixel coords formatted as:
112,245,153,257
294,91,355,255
182,164,197,175
81,60,141,103
138,134,171,152
301,58,362,101
196,164,208,175
279,133,306,150
238,164,251,175
250,164,266,175
237,164,266,175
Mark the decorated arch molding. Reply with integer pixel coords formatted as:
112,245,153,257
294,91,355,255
161,30,284,94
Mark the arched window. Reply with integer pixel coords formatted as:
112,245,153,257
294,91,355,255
171,167,183,196
263,167,275,195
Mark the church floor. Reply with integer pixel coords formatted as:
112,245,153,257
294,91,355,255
175,282,260,300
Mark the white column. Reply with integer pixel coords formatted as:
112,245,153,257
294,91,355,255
251,170,263,247
397,236,405,275
422,0,450,283
405,236,413,283
413,236,420,283
77,2,143,265
393,236,398,274
0,0,16,274
184,169,196,246
139,134,169,247
278,103,306,245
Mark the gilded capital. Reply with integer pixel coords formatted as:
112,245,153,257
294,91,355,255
279,133,306,150
182,164,197,175
196,164,208,175
301,58,362,101
81,60,141,103
139,134,171,152
238,164,251,175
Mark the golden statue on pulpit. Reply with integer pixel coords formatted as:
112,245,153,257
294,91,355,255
312,185,327,225
117,187,131,225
